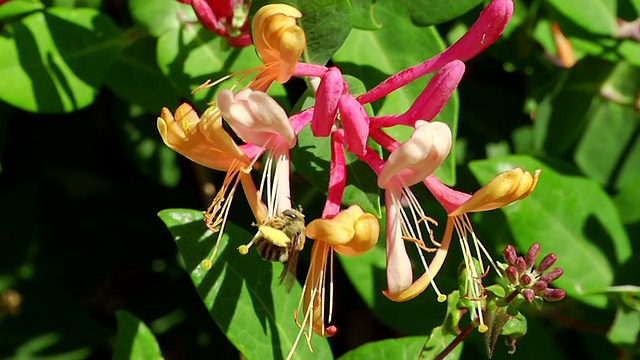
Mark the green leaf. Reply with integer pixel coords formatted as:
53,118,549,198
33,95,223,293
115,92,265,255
0,8,122,113
157,209,332,360
113,311,163,360
0,0,43,22
339,336,425,360
607,304,640,346
333,0,458,185
105,36,183,113
128,0,188,37
350,0,381,30
546,0,617,36
399,0,484,27
419,290,464,360
469,155,633,308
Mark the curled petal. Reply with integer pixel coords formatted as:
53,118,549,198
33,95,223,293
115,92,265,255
157,103,248,170
378,121,452,188
252,4,306,83
450,167,541,216
217,89,296,148
312,67,344,137
338,95,369,156
305,205,379,256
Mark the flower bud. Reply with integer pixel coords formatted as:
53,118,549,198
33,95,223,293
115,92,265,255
536,253,557,273
522,289,536,303
539,267,564,283
532,280,548,292
525,242,540,270
520,274,532,286
515,256,526,273
542,288,566,302
503,245,517,266
505,266,519,284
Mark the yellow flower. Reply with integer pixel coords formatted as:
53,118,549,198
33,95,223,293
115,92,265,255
288,205,379,358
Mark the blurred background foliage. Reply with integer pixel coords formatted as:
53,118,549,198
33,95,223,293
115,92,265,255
0,0,639,359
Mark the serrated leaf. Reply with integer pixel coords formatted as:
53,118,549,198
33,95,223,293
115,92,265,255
339,336,425,360
546,0,617,36
158,209,332,360
469,155,632,308
399,0,484,27
113,311,163,360
0,8,122,113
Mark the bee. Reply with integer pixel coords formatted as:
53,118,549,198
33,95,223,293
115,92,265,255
239,206,306,288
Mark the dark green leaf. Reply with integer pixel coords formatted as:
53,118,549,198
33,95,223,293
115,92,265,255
399,0,484,27
0,8,122,113
339,336,425,360
158,209,332,360
105,36,183,113
469,155,633,308
113,311,163,360
419,290,464,360
607,304,640,346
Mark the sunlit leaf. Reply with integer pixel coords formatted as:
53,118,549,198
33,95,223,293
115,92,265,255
113,311,163,360
399,0,484,27
339,336,425,360
0,8,122,113
158,209,332,360
546,0,617,36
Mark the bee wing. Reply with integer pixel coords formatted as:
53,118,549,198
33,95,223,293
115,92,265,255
278,230,305,292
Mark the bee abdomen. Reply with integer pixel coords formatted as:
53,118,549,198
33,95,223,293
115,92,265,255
256,241,290,263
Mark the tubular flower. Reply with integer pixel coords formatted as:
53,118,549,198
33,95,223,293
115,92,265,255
158,103,267,269
417,167,541,332
290,205,379,357
251,4,306,88
372,121,452,301
216,89,299,254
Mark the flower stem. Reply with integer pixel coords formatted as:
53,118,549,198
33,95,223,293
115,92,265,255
434,323,474,360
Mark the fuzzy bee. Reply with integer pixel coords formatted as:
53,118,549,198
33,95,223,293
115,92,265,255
238,207,306,287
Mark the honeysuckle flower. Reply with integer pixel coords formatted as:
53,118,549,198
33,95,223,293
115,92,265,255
290,204,379,358
158,103,267,268
179,0,252,47
399,167,542,332
216,89,299,253
249,4,306,90
371,121,452,300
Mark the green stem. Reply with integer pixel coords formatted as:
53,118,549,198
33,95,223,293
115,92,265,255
434,323,475,360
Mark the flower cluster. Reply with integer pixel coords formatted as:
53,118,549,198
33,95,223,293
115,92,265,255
158,0,553,357
502,243,566,303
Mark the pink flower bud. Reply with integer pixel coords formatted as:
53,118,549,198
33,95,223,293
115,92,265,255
532,280,547,292
520,274,532,286
525,243,540,269
505,266,519,284
515,256,526,273
542,288,566,302
312,67,343,137
522,289,536,302
503,245,517,265
539,268,564,283
536,253,557,273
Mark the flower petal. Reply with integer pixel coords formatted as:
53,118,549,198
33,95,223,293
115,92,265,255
312,67,343,137
338,94,369,156
378,121,452,188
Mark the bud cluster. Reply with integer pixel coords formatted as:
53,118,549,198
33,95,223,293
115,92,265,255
502,243,566,303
